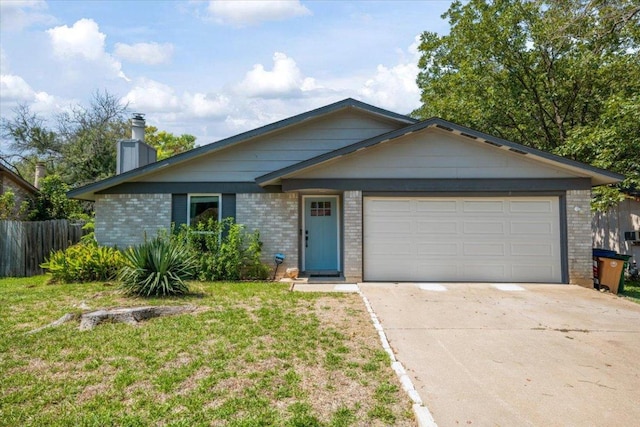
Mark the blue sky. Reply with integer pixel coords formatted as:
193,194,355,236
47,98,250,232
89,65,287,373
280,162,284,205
1,0,453,147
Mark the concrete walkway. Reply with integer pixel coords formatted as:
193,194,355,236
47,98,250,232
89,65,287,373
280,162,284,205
358,283,640,427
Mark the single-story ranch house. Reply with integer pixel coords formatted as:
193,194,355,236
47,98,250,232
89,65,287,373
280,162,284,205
68,99,623,286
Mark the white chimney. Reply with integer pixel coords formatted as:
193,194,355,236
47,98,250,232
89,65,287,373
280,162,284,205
131,113,146,141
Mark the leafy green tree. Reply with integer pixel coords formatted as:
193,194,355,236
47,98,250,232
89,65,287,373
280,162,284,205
29,175,84,220
144,126,196,160
413,0,640,208
0,190,31,220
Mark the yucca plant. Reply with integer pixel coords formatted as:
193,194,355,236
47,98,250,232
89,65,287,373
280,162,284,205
119,236,197,297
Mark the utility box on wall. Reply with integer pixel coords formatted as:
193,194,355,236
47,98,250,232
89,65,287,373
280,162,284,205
624,231,640,243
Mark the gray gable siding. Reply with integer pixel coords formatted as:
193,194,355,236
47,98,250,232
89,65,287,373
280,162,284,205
291,129,590,181
137,110,405,183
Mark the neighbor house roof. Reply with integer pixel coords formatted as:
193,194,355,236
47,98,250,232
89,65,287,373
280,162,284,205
68,98,418,200
0,163,38,194
255,117,624,187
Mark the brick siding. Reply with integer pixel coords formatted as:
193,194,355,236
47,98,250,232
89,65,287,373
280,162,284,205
566,189,593,287
95,194,171,247
236,193,299,279
343,190,363,282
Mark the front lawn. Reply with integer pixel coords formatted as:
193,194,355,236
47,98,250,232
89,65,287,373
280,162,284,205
0,276,413,426
621,278,640,304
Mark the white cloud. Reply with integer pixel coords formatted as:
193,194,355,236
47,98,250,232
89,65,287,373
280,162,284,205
0,73,65,115
47,18,129,81
114,42,174,65
357,36,422,113
0,0,55,31
0,74,35,102
124,78,180,113
206,0,311,26
124,78,230,120
184,92,230,118
237,52,320,98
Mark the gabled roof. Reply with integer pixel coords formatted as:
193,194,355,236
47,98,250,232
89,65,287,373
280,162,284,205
68,98,417,200
0,163,38,194
256,117,624,187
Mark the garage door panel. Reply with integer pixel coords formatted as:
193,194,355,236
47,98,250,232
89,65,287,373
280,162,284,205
463,242,505,256
415,263,460,280
368,199,412,213
463,200,505,213
367,242,414,256
417,243,458,256
368,219,412,233
416,220,457,234
511,243,555,257
463,221,505,234
512,265,555,282
510,200,552,213
416,200,457,212
510,221,552,235
364,197,562,283
461,263,506,281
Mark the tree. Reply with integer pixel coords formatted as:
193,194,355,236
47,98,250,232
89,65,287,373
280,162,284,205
1,104,61,161
0,190,31,220
29,175,85,221
413,0,640,208
57,90,129,186
145,126,196,160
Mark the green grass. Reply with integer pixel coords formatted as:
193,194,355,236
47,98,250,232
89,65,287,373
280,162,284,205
0,276,413,426
620,278,640,303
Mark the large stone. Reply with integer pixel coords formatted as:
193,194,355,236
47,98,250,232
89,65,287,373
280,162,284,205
285,268,299,279
78,305,197,330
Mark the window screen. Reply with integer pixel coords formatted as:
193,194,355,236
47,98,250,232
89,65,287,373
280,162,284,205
189,195,220,226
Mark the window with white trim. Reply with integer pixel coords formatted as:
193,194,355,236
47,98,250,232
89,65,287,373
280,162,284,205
188,194,221,226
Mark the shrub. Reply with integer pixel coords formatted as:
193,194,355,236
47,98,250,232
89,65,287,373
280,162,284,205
119,235,197,297
41,241,124,283
178,218,270,281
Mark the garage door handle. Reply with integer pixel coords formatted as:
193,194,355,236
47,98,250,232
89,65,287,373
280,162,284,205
305,230,308,248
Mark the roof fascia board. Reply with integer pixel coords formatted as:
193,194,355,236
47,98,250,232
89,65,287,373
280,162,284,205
68,98,416,199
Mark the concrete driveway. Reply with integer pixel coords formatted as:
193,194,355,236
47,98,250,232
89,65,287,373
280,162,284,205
359,283,640,427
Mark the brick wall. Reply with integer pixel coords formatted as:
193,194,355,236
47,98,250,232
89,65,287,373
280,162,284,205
236,193,299,278
343,190,363,282
1,176,35,219
566,189,593,287
95,194,171,247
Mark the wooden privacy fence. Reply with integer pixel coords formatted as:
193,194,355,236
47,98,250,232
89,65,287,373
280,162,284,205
0,220,85,277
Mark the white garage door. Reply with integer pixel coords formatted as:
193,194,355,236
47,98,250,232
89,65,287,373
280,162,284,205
363,197,562,283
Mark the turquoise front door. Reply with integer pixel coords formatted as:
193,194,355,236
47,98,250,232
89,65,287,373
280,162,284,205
304,196,339,273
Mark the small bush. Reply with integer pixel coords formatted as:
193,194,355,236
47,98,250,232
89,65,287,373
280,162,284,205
178,217,270,281
119,235,197,297
41,241,124,283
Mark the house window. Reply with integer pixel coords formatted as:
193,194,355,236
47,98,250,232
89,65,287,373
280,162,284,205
310,201,332,217
188,194,221,226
